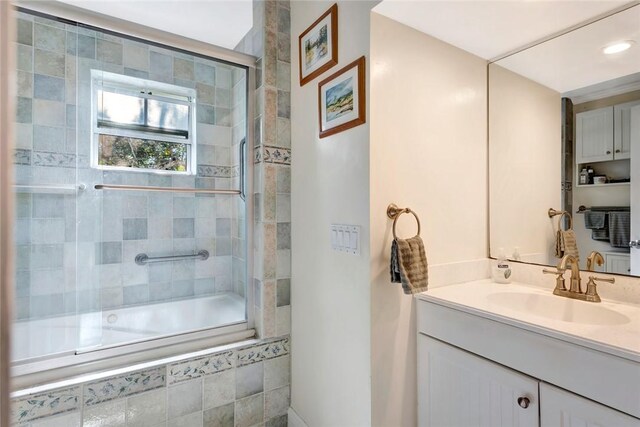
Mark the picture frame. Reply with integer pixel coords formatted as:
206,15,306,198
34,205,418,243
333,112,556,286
298,4,338,86
318,56,366,139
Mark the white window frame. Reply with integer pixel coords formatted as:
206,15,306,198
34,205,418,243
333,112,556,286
90,70,198,175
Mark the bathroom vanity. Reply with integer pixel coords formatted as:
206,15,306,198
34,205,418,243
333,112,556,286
416,280,640,426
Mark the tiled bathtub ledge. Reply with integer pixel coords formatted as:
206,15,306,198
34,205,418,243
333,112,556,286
11,336,290,424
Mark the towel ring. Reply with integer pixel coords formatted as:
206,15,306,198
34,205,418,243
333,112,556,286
548,208,573,230
559,212,573,230
387,204,421,239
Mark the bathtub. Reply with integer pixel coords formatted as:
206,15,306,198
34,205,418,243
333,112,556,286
12,293,246,363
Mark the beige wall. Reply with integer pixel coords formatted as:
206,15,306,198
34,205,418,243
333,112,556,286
489,64,561,264
290,2,377,426
370,13,488,426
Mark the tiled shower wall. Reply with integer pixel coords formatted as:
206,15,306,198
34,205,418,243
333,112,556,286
11,2,291,426
13,11,246,320
235,0,292,340
12,338,290,427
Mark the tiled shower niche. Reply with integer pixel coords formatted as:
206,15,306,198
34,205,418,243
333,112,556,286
12,10,248,356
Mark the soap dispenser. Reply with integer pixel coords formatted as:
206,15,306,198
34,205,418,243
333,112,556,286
492,248,512,284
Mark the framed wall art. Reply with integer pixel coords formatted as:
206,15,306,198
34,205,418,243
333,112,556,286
318,56,366,138
299,4,338,86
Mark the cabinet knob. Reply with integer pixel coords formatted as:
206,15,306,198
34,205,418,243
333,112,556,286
606,150,612,154
517,397,530,409
616,149,621,153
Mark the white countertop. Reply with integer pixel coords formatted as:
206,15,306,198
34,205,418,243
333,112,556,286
416,279,640,363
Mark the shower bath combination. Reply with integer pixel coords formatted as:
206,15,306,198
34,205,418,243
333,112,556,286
9,6,255,378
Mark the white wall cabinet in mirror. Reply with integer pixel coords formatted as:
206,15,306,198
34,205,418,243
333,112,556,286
576,107,614,164
489,3,640,276
614,100,640,160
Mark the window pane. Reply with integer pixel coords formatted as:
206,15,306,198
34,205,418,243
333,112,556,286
98,90,144,126
98,134,188,171
147,99,189,131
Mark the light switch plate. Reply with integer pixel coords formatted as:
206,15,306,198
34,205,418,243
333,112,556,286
331,224,360,255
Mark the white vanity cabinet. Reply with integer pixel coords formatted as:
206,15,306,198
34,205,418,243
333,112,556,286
417,295,640,427
541,383,640,427
418,335,539,426
418,334,639,427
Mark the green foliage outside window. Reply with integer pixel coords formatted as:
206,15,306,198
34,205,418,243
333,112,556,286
98,134,187,172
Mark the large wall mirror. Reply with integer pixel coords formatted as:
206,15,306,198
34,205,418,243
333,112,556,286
489,4,640,276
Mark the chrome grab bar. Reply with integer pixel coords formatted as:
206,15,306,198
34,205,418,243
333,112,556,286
95,184,240,195
135,250,210,265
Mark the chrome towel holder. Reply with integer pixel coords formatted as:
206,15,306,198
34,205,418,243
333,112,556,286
387,203,421,239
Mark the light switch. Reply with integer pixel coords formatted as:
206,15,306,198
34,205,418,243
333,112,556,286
330,224,361,255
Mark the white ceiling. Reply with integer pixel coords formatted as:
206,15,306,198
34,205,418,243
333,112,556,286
373,0,630,61
55,0,253,50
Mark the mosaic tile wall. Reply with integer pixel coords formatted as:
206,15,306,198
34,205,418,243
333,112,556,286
11,338,290,426
13,11,247,319
235,0,292,340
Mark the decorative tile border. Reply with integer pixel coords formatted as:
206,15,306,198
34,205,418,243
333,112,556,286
197,165,235,178
14,149,31,165
32,151,76,168
168,350,235,385
237,337,290,366
12,385,81,424
263,146,291,165
83,366,166,406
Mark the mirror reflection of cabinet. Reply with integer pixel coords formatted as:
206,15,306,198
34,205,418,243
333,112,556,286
605,252,631,275
614,100,640,160
576,100,639,168
576,106,614,164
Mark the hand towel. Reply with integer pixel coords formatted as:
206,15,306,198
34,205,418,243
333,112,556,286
591,228,610,241
608,211,631,248
555,229,580,262
584,211,606,229
390,236,428,295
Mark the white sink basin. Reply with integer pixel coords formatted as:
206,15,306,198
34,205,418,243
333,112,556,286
487,291,631,326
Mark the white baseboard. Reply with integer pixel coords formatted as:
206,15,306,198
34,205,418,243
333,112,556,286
288,407,309,427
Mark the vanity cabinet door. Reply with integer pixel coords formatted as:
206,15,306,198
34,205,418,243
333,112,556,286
576,106,614,164
540,383,640,426
613,100,640,160
418,335,539,427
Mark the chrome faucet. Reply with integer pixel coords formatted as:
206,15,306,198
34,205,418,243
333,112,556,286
543,254,613,303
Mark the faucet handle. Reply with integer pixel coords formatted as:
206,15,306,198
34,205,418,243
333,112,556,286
588,275,615,284
543,268,566,292
584,276,613,303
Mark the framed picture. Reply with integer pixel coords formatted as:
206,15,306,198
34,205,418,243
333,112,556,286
318,56,366,138
299,4,338,86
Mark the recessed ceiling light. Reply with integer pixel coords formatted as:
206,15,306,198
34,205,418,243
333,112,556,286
603,41,635,55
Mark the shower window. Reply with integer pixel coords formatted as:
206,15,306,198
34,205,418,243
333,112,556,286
92,71,196,174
